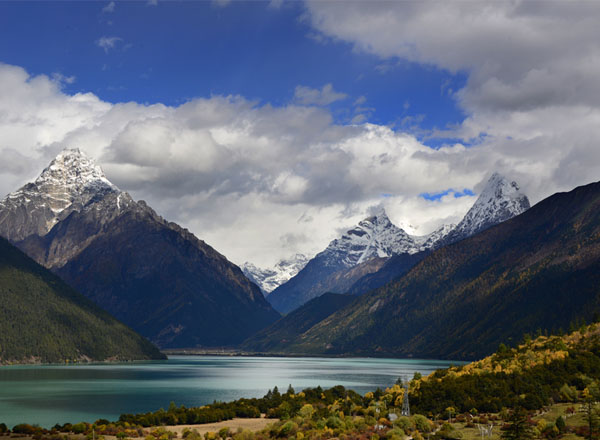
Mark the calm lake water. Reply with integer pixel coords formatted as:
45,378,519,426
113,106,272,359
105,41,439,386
0,356,460,428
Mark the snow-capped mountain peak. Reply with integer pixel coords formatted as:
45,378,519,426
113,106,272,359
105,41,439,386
318,208,421,269
0,148,120,241
35,148,118,195
242,253,309,295
449,172,530,240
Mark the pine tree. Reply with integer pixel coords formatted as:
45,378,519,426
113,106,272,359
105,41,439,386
501,407,534,440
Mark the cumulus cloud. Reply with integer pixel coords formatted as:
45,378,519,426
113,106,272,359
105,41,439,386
0,62,492,266
293,83,347,106
305,0,600,198
1,48,597,267
96,36,123,53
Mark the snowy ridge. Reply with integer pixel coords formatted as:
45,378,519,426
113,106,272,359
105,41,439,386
315,208,436,271
446,172,530,241
414,223,457,250
242,254,309,295
0,148,120,241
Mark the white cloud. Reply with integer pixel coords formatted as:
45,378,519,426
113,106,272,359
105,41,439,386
51,72,76,86
102,1,115,13
293,83,347,106
1,53,597,267
96,36,123,53
212,0,231,7
0,63,486,266
304,1,600,197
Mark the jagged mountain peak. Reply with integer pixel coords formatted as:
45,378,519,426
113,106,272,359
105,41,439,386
0,148,120,241
242,253,309,295
36,148,117,193
446,172,530,241
320,208,418,269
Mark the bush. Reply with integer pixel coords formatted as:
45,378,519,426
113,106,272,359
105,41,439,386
72,423,88,434
277,421,298,438
12,424,39,435
412,415,432,433
386,428,405,440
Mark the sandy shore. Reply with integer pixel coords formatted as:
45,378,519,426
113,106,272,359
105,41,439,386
158,418,277,435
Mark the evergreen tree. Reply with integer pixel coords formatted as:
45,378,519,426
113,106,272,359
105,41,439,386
501,407,534,440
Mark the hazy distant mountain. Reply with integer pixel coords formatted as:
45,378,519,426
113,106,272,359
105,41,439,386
242,254,309,295
0,236,164,364
0,149,280,348
273,180,600,360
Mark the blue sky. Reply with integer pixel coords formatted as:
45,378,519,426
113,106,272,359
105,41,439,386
0,1,465,134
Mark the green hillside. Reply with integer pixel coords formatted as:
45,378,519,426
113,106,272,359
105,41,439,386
0,237,165,364
410,321,600,414
274,180,600,360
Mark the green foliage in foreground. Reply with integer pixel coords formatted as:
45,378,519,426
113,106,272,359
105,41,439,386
0,237,164,363
411,324,600,415
119,385,364,426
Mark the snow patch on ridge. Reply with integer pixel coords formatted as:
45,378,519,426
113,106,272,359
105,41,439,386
243,253,309,295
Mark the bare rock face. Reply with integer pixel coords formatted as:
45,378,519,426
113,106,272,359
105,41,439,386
0,148,280,348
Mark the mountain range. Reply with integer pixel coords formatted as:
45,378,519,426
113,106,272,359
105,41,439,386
247,179,600,360
266,172,530,314
0,149,280,349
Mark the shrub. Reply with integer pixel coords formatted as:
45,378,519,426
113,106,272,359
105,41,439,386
277,421,298,438
412,415,432,433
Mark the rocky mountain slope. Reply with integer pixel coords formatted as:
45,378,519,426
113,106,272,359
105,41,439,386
272,179,600,360
267,173,530,314
0,236,164,364
0,149,280,348
242,254,309,295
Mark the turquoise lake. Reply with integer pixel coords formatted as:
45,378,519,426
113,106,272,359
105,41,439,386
0,356,459,428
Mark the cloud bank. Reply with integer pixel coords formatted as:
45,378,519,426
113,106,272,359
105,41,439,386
1,1,600,265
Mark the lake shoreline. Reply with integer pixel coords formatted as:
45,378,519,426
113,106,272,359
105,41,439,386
161,349,472,362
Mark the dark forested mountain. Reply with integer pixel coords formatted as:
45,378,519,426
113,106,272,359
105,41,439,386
0,236,164,364
261,180,600,360
241,292,356,353
345,251,429,296
0,149,279,348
